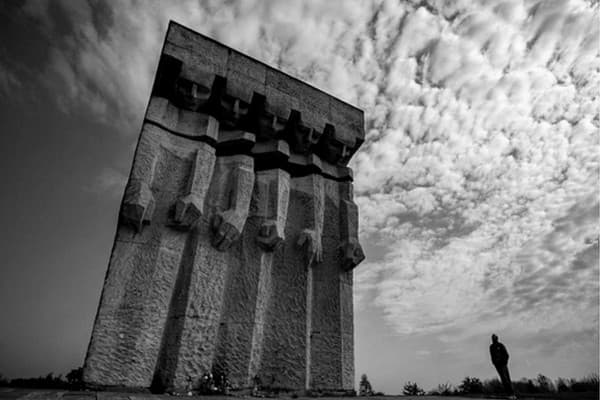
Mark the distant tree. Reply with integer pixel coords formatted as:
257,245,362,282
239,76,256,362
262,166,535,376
535,374,554,392
513,378,537,394
359,374,374,396
402,381,424,396
10,372,68,389
426,374,596,397
428,382,453,395
0,374,8,387
571,374,599,393
458,376,483,394
556,377,572,392
66,367,84,390
482,378,504,395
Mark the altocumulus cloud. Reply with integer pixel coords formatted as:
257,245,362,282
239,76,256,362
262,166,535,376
10,0,599,356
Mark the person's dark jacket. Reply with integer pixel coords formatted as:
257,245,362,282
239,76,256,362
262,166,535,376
490,342,509,366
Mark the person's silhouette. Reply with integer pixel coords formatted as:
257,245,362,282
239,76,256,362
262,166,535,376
490,334,516,399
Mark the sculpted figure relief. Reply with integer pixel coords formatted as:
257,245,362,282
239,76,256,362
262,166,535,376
296,175,325,266
210,155,255,251
173,146,216,229
339,182,365,271
255,169,290,252
211,167,291,388
120,138,158,233
84,22,365,394
152,153,255,392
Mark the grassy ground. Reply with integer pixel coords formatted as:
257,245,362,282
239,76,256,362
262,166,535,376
0,389,597,400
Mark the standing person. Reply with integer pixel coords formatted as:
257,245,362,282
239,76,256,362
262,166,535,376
490,334,516,399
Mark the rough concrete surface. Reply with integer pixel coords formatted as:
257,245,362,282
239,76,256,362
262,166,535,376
84,21,365,393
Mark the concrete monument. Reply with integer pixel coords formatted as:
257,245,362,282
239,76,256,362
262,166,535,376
83,21,365,393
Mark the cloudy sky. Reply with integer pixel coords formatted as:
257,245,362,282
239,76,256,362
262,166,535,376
0,0,598,394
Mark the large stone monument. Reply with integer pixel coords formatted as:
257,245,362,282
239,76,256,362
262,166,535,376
83,21,365,393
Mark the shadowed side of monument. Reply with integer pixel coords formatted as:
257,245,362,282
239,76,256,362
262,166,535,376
83,20,365,394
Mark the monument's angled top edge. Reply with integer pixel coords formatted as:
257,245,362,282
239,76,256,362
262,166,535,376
166,20,364,116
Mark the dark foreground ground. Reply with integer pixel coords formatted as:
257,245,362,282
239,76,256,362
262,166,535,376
0,389,597,400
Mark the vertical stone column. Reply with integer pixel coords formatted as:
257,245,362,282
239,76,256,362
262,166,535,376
154,154,255,392
212,168,290,388
309,178,341,390
84,121,218,388
257,173,324,389
338,181,364,389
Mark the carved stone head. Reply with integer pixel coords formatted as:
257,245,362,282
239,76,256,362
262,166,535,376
292,126,322,154
174,78,211,111
284,110,322,154
317,125,353,165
